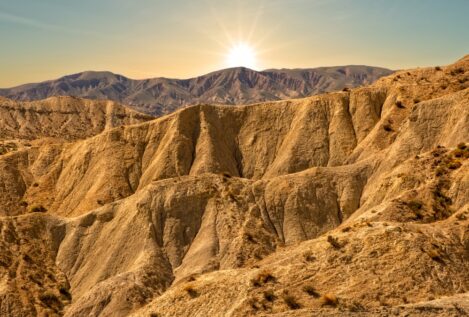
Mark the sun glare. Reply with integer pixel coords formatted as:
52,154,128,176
226,43,257,69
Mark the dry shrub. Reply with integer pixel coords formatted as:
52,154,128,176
263,290,276,302
30,205,47,213
303,285,320,297
303,251,316,262
395,100,405,108
251,271,276,287
184,285,199,298
327,235,341,249
283,295,301,310
383,124,393,132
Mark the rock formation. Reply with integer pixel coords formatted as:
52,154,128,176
0,56,467,316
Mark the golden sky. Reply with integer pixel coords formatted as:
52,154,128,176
0,0,468,87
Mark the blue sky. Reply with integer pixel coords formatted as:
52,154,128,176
0,0,468,86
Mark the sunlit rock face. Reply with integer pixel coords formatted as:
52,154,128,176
0,56,468,316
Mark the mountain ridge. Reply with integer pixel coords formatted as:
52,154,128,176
0,65,393,115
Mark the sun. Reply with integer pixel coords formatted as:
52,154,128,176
226,43,257,69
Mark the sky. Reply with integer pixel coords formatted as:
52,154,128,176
0,0,468,87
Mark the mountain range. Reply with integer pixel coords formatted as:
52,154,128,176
0,66,393,115
0,55,468,316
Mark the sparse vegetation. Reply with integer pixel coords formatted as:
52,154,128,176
435,166,446,177
59,287,72,301
303,285,320,297
263,290,276,302
426,248,444,263
283,294,301,310
383,124,393,132
435,66,442,71
251,271,276,287
406,200,423,212
450,67,464,75
39,291,61,309
327,235,341,249
447,161,462,170
30,204,47,213
23,254,32,263
395,100,405,108
303,251,316,262
320,293,338,307
453,149,464,158
184,285,199,298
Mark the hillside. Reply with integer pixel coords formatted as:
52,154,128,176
0,56,468,317
0,66,393,116
0,96,153,141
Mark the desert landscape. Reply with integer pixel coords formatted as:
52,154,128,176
0,54,468,316
1,1,468,316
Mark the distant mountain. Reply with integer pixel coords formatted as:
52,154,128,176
0,66,393,115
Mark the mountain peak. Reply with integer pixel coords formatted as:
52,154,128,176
0,65,393,115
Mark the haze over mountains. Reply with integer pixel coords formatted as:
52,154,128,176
0,66,392,115
0,55,468,316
